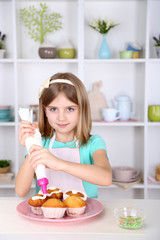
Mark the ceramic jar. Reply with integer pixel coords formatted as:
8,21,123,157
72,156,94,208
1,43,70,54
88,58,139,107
58,40,76,59
38,41,57,59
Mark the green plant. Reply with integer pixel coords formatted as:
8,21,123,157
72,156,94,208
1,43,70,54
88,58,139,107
0,31,6,49
20,3,62,44
89,18,118,34
153,35,160,46
0,160,11,168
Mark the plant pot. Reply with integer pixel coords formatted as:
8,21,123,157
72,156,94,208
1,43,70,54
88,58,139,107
0,166,10,174
39,47,57,59
58,48,76,59
38,41,57,59
0,49,6,58
155,46,160,58
58,40,76,59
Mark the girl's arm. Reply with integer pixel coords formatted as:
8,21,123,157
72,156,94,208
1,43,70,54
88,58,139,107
28,145,112,187
62,149,112,186
15,155,35,197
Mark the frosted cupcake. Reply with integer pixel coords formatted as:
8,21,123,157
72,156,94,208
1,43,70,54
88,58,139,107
28,194,47,215
64,196,86,217
47,187,63,200
63,190,87,201
41,198,67,218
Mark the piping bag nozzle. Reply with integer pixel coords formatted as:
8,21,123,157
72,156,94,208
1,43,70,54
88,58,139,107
37,178,49,195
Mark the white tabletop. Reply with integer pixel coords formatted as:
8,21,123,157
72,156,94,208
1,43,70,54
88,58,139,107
0,198,159,240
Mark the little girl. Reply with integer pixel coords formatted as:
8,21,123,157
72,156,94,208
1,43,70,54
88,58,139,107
15,72,112,198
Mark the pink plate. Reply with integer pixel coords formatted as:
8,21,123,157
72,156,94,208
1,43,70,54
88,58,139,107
16,198,103,223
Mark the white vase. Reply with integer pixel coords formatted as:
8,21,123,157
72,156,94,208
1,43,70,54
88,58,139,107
0,49,6,58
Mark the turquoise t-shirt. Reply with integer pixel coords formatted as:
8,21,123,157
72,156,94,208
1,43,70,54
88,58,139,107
35,135,108,198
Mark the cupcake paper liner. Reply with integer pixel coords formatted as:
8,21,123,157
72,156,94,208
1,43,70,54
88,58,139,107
41,207,66,218
66,206,86,216
29,205,43,215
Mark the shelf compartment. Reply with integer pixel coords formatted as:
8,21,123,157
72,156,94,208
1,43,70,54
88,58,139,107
16,1,78,59
91,126,144,173
84,0,146,59
147,127,160,182
0,63,15,107
0,0,14,59
85,62,145,122
149,0,160,58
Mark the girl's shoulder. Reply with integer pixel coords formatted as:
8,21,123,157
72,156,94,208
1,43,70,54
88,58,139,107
88,134,106,145
80,135,107,159
82,134,106,151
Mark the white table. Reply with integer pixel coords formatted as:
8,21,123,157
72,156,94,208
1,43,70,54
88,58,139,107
0,198,159,240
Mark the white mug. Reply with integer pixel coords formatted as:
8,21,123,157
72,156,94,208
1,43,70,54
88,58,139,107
102,108,121,121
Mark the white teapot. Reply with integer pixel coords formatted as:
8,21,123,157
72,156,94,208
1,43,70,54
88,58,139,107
113,94,135,120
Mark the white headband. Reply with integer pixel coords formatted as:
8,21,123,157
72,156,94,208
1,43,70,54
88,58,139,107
39,78,74,98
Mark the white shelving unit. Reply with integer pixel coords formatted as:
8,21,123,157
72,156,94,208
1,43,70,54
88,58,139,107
0,0,160,199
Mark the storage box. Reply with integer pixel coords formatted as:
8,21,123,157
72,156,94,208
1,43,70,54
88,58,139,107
0,173,14,183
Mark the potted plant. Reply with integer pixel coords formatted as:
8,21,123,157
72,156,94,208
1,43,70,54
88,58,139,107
20,3,62,58
89,18,118,59
153,35,160,58
0,31,6,58
0,160,11,174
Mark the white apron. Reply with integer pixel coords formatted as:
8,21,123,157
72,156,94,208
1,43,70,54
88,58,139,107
45,135,86,193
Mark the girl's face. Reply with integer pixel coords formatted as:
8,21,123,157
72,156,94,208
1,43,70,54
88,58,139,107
45,92,79,140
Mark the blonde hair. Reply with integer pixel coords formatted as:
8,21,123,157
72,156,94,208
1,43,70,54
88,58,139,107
38,72,92,145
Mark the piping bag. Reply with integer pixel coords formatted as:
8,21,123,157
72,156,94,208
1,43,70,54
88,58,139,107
18,108,49,194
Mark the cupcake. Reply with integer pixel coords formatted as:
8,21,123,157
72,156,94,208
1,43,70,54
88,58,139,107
28,194,47,215
41,198,67,218
63,190,87,201
64,196,86,216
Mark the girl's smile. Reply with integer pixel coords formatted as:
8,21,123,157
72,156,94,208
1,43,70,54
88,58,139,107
45,92,79,141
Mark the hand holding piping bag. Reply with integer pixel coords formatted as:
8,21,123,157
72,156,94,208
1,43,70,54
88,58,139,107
18,108,49,194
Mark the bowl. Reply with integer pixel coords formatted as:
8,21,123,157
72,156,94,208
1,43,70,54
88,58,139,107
0,109,10,118
120,51,133,59
114,207,145,229
58,48,76,59
112,166,139,182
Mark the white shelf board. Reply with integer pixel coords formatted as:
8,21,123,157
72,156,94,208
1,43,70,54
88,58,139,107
147,122,160,127
147,184,160,189
0,122,16,127
0,59,14,63
92,121,144,127
17,59,79,64
0,178,15,188
99,183,145,189
84,59,146,64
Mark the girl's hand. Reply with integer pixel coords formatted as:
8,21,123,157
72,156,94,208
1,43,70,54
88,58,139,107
18,121,38,146
28,145,63,171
